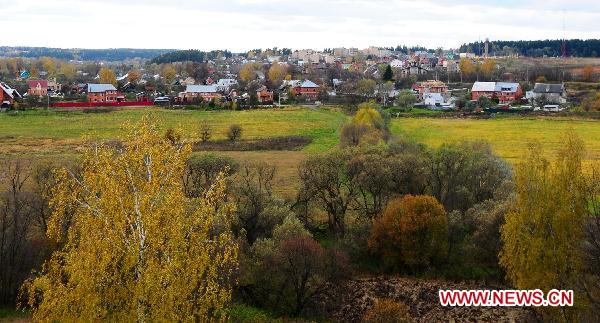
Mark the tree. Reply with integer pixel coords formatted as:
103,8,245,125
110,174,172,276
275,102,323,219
59,63,76,82
40,57,57,77
382,64,393,81
476,95,493,109
99,67,117,86
267,63,287,87
183,153,239,198
426,141,512,212
127,69,142,84
396,90,417,110
369,195,448,272
239,63,257,83
500,134,590,321
459,58,476,79
161,64,177,85
479,59,496,80
298,150,360,234
226,124,242,142
246,217,349,316
535,75,548,83
582,92,600,112
199,120,212,143
582,65,594,82
356,78,377,98
23,116,238,321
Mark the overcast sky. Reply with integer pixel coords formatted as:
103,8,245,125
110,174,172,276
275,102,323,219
1,0,599,51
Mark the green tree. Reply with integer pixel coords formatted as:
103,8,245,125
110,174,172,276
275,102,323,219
396,90,417,110
382,64,393,81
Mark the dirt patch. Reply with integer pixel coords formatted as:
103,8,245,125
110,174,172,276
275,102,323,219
319,276,537,322
193,136,312,151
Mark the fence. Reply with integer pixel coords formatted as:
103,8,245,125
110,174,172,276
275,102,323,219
51,101,155,108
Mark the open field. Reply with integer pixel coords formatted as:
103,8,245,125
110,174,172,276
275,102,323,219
1,108,599,194
0,107,346,155
390,116,600,165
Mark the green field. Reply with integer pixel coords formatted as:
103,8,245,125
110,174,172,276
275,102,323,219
1,108,599,184
0,107,347,155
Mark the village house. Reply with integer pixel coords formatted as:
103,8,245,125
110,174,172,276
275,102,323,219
471,81,523,103
28,78,62,96
413,80,449,100
527,83,567,104
179,84,222,103
87,83,121,103
256,85,274,104
279,79,320,101
216,78,238,92
0,82,21,108
28,80,48,96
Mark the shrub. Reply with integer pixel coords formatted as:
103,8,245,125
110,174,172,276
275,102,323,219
227,124,243,142
184,153,239,197
363,299,413,323
199,120,212,142
369,195,448,272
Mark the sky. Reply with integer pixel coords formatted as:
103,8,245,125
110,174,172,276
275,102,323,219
1,0,599,51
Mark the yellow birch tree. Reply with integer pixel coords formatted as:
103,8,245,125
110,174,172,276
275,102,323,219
23,116,238,322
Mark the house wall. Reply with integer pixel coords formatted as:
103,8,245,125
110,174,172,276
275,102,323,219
28,87,48,96
88,90,119,102
296,87,319,100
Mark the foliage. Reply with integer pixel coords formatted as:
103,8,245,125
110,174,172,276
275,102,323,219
199,120,212,142
356,78,377,97
476,95,493,109
98,67,117,86
183,153,239,197
340,101,388,148
382,65,394,82
298,149,358,234
227,124,243,142
459,59,476,76
369,195,448,272
581,92,600,112
426,141,512,212
161,64,177,85
500,133,591,321
245,218,349,316
459,39,600,57
479,59,496,80
363,299,413,323
232,163,292,243
396,90,417,110
23,116,239,321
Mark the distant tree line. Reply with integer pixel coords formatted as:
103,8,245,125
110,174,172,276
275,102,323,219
459,39,600,57
150,49,233,64
0,46,174,61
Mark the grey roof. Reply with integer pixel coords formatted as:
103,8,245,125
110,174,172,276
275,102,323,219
185,85,218,93
472,82,496,92
300,80,319,88
495,82,520,93
217,79,237,86
533,83,564,94
472,82,519,93
87,83,117,93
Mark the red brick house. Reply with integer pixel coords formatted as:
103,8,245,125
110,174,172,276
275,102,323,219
87,84,121,103
1,82,22,108
472,82,523,103
294,80,320,100
28,80,48,96
256,85,274,104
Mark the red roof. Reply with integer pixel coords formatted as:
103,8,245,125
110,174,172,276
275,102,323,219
28,80,48,88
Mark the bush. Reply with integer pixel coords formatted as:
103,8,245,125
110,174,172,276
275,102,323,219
363,299,413,323
244,217,350,316
227,124,243,142
184,153,239,197
369,195,448,272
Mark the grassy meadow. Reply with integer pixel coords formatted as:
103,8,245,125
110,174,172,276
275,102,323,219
1,107,599,195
